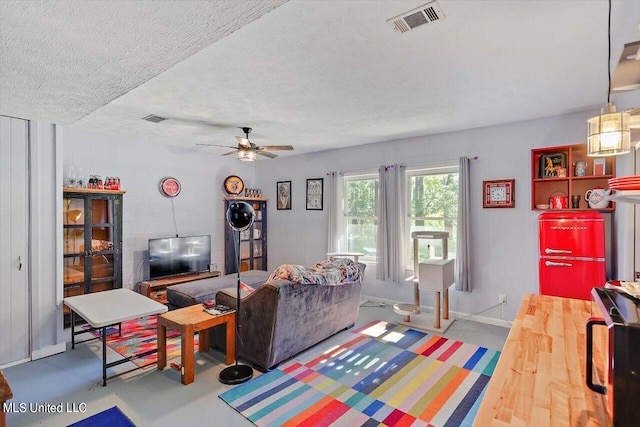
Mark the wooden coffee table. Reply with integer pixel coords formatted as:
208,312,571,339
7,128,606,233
157,304,235,385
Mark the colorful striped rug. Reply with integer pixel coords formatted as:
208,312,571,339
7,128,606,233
220,320,500,426
88,315,198,368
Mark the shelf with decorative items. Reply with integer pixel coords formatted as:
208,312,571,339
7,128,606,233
531,144,616,211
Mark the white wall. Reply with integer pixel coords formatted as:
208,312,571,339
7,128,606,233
30,122,65,359
59,91,637,324
256,92,639,323
62,128,256,288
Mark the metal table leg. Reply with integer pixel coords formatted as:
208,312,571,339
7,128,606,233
102,326,107,386
71,311,76,349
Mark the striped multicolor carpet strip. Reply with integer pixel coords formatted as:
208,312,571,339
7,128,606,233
220,320,500,426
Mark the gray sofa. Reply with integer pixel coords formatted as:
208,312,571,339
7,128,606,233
166,269,271,308
214,263,365,371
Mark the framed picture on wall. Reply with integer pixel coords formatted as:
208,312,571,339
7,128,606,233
482,179,515,208
276,181,291,210
306,178,323,210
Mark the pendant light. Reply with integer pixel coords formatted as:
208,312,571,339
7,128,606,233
587,0,631,157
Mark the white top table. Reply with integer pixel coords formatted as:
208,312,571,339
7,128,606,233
65,288,167,327
64,288,167,385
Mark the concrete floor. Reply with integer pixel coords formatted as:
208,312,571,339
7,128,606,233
3,302,510,427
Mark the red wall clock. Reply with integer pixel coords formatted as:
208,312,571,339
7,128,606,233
483,179,515,208
159,176,181,198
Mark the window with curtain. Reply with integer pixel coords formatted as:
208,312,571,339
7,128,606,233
406,164,459,270
343,173,379,261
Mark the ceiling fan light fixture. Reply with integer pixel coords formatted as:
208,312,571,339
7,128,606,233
587,103,631,156
237,147,256,162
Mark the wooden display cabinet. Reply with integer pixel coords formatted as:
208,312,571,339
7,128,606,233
531,144,616,211
63,188,125,324
224,197,268,274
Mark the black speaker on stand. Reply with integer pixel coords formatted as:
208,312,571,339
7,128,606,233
219,201,255,385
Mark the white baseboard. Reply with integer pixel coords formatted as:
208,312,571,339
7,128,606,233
31,342,66,360
361,295,511,329
0,357,30,369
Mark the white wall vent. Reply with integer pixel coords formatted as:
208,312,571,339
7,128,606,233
386,1,445,34
141,114,168,123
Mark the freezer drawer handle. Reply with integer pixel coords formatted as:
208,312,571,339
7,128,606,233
545,260,573,267
545,248,572,254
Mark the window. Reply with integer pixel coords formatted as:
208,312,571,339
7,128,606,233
344,173,378,260
406,165,459,269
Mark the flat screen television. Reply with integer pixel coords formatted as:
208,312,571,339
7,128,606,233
149,235,211,280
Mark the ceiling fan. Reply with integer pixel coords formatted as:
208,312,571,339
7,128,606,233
196,127,293,161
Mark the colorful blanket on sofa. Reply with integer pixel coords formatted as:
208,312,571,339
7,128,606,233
268,257,361,285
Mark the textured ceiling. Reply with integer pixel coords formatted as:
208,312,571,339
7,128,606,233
1,0,639,158
0,0,285,123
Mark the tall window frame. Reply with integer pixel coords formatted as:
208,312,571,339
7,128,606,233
405,163,459,271
343,172,379,262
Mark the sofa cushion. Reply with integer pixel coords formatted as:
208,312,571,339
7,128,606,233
166,270,271,307
267,257,361,285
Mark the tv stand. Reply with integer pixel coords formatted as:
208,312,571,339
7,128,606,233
136,271,221,304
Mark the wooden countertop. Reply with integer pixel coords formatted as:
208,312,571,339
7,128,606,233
474,294,611,427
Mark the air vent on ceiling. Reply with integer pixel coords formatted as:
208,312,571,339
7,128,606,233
141,114,168,123
386,1,445,34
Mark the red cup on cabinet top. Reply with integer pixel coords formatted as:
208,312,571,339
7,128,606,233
549,191,568,209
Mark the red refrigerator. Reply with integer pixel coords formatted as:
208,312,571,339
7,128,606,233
538,212,606,300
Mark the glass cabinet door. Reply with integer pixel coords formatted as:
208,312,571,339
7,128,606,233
90,196,118,293
63,196,86,308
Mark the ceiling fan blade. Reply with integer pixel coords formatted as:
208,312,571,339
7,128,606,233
257,151,278,159
236,136,251,147
256,145,294,151
221,150,238,156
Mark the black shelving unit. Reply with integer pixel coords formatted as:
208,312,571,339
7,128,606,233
224,197,268,274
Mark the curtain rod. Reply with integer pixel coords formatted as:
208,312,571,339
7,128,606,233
389,156,478,170
327,156,478,176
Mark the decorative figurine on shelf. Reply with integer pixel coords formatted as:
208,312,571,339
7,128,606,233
544,157,556,177
574,160,587,177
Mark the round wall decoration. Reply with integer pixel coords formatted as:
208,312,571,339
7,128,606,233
224,175,244,195
159,176,181,198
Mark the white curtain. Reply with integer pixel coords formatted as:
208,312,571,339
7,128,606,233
326,171,345,253
455,157,471,291
376,164,407,282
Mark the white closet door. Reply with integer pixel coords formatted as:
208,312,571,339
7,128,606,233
0,116,30,366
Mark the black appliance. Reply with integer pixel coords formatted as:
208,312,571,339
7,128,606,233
586,287,640,426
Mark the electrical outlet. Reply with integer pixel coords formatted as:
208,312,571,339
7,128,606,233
499,294,507,305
